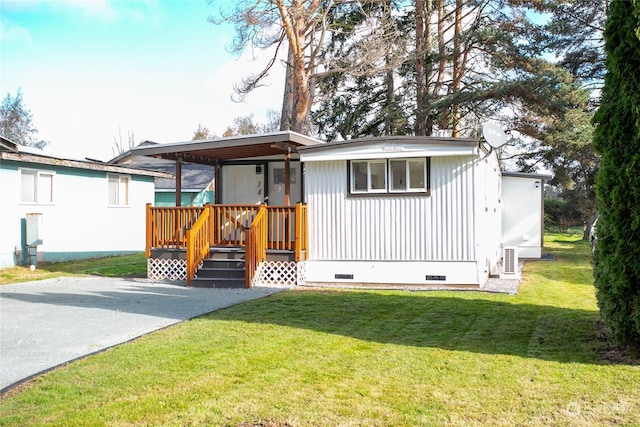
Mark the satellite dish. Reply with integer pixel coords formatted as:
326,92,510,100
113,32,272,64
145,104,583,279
481,123,507,149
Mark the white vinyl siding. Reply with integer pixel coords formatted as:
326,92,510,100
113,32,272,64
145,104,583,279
305,157,476,262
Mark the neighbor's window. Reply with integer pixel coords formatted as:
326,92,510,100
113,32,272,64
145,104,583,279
108,174,129,206
349,158,429,195
20,169,54,204
350,160,387,193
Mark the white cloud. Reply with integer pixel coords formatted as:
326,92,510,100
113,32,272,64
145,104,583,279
0,20,33,44
202,45,287,134
2,0,162,24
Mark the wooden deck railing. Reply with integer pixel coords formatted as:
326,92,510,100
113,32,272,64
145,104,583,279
146,203,308,286
185,207,211,286
210,204,259,246
245,205,268,288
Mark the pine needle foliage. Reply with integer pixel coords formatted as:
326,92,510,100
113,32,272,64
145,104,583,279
592,0,640,349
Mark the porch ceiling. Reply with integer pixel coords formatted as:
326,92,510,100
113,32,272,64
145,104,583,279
119,131,323,165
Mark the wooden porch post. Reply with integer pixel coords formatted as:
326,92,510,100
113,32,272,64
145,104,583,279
145,203,152,258
175,156,182,207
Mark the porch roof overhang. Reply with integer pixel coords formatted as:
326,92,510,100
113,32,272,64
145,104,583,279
113,131,323,165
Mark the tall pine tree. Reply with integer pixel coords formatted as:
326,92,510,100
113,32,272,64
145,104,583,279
592,0,640,349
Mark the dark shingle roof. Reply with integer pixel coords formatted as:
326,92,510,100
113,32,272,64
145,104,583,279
125,160,215,191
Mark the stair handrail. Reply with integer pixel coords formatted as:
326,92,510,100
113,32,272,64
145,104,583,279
245,204,268,288
210,204,259,246
185,206,212,286
146,205,206,254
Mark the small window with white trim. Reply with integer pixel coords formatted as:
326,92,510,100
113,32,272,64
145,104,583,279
108,174,129,206
390,158,428,192
349,158,430,195
350,160,387,193
20,169,54,204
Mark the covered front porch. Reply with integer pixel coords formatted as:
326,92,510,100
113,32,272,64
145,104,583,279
121,131,321,287
145,203,307,287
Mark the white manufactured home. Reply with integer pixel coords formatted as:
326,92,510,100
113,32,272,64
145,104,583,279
129,131,548,289
298,136,503,288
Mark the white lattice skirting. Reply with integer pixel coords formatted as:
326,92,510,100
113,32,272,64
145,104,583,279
253,261,306,287
147,258,187,281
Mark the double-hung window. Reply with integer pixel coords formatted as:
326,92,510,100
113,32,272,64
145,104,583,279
108,174,130,207
20,169,54,204
349,158,429,195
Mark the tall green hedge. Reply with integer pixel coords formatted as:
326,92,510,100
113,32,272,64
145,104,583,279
592,0,640,348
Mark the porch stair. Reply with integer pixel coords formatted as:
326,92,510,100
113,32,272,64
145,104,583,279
191,247,246,288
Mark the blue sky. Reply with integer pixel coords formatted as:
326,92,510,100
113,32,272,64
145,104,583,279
0,0,285,161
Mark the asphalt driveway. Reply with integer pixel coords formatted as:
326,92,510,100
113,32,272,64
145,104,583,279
0,277,282,393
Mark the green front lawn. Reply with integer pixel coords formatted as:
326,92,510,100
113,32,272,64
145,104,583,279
1,234,638,426
0,252,147,285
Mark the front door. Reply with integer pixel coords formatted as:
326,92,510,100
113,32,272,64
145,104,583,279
221,165,265,204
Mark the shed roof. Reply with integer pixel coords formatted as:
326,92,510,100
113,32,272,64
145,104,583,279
111,131,323,165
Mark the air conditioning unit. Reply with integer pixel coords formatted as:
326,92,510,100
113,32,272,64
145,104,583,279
503,246,518,274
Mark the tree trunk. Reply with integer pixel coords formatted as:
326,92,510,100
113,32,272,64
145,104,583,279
414,0,433,136
280,47,295,131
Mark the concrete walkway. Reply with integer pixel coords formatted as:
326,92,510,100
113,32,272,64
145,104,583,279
0,277,282,393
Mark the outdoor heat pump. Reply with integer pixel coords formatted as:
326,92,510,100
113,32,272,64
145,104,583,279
503,246,518,274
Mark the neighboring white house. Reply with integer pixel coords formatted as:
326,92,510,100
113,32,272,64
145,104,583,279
298,136,504,288
501,172,552,258
0,137,170,268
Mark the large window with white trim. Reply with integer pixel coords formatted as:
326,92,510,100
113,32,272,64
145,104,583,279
20,169,54,204
349,158,430,195
108,174,130,206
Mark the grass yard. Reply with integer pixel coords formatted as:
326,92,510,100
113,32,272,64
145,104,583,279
1,233,639,426
0,252,147,285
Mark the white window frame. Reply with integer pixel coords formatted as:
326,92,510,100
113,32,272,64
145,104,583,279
389,158,428,193
108,174,130,207
20,168,55,205
350,160,388,194
349,158,430,196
